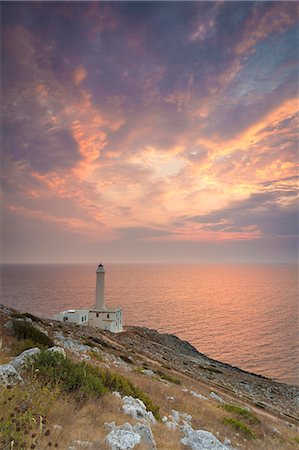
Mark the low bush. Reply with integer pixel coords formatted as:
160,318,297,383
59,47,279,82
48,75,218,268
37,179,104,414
220,403,260,424
156,370,181,385
32,351,160,419
32,351,107,398
12,320,54,348
223,417,256,439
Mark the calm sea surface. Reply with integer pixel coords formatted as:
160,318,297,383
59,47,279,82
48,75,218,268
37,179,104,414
0,264,298,384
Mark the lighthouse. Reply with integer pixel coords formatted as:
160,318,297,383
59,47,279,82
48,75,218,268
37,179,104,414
53,262,123,332
95,263,105,309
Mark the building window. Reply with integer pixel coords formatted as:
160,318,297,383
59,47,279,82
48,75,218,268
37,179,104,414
96,313,99,317
107,314,110,319
82,317,84,322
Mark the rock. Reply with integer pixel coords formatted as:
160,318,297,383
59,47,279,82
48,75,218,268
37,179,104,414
181,387,189,392
166,396,175,401
122,396,156,424
171,410,180,423
106,422,141,450
142,369,155,376
0,364,23,387
190,390,208,400
112,391,122,398
223,438,232,447
133,423,157,450
53,424,63,431
47,347,66,358
10,347,40,371
181,412,192,422
161,416,168,423
209,391,225,403
165,420,177,429
54,332,91,354
104,353,132,372
4,320,13,330
181,427,230,450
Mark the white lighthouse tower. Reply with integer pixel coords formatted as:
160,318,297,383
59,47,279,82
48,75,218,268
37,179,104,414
95,263,105,309
53,262,123,332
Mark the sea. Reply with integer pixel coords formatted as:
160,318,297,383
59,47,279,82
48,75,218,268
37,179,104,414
0,263,298,385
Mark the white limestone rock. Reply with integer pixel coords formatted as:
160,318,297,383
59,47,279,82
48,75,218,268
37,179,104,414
54,332,90,354
165,420,177,429
133,423,157,450
122,396,156,424
10,347,40,371
106,422,141,450
190,390,208,400
0,364,23,387
142,369,155,376
181,426,230,450
47,347,66,358
171,410,180,423
209,391,225,403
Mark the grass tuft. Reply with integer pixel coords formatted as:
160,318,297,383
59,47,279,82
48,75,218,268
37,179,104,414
220,403,260,424
156,370,181,385
223,417,256,439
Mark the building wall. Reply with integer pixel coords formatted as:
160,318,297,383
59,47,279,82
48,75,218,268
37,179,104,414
89,309,123,332
54,310,89,325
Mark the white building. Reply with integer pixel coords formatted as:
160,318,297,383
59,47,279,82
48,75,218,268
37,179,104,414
53,263,123,332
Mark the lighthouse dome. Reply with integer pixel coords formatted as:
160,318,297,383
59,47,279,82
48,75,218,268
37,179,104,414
96,263,105,273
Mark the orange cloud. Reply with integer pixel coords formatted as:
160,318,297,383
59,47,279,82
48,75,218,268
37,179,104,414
73,66,87,86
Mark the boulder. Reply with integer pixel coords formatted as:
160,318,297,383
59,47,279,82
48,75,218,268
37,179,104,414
209,391,225,403
133,423,157,450
0,364,23,387
181,426,230,450
10,347,40,371
142,369,155,376
47,346,66,358
106,422,141,450
122,396,156,424
190,390,208,400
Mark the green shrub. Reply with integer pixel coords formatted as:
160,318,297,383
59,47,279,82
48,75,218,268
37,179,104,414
12,320,54,348
31,351,160,419
223,417,256,439
156,370,181,385
32,351,107,397
220,403,260,424
293,437,299,444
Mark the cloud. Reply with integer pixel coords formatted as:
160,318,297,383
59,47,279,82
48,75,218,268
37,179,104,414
73,66,87,85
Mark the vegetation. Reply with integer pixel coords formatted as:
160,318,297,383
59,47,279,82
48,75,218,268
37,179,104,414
223,417,256,439
156,370,181,385
220,403,260,424
12,320,54,348
293,437,299,444
12,338,47,356
0,382,60,449
32,351,160,419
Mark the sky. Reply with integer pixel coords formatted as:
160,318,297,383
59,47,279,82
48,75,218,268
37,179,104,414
1,1,298,264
